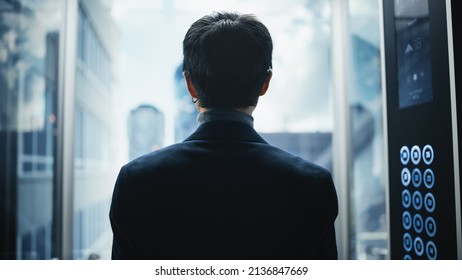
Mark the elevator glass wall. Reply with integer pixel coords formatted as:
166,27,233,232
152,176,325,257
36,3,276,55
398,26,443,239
0,0,63,259
347,0,387,259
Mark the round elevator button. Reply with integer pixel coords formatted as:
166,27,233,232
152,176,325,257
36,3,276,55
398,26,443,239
424,193,436,213
414,237,424,256
402,168,411,187
402,211,412,230
425,217,437,237
402,189,411,208
403,233,413,252
412,191,423,210
412,168,422,187
400,146,410,165
422,145,434,165
411,145,421,165
426,241,437,260
423,169,435,189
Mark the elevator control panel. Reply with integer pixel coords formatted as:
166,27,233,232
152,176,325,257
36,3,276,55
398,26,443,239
382,0,460,259
400,144,437,259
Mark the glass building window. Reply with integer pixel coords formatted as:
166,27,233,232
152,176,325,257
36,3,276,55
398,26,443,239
77,4,112,90
72,0,118,260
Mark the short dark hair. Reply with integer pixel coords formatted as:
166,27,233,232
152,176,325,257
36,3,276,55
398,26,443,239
182,11,273,109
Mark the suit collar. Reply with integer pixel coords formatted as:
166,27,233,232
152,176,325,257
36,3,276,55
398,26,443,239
197,109,254,127
184,120,268,144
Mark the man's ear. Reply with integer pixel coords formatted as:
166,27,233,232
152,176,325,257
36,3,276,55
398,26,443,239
183,71,197,99
259,71,272,96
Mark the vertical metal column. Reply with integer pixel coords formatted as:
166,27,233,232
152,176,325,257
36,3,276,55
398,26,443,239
55,0,78,260
331,0,353,260
378,0,391,260
446,0,462,260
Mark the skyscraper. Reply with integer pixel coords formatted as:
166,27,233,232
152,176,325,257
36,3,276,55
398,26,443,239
127,104,165,161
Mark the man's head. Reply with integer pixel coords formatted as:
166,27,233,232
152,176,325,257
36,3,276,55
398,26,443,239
182,11,273,110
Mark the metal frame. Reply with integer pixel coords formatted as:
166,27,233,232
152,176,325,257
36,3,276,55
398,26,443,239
378,0,391,260
446,0,462,260
331,0,353,260
55,0,78,260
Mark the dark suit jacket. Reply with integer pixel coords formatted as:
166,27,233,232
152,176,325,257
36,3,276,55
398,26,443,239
109,120,338,260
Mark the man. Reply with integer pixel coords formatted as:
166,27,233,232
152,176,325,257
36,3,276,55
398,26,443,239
110,11,338,260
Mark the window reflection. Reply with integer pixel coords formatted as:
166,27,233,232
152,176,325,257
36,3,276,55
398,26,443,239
0,0,62,259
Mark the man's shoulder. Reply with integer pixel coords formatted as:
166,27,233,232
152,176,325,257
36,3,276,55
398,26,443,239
120,142,189,173
265,144,331,175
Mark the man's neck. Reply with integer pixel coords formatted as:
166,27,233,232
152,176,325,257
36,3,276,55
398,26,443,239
199,106,255,116
196,108,255,127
